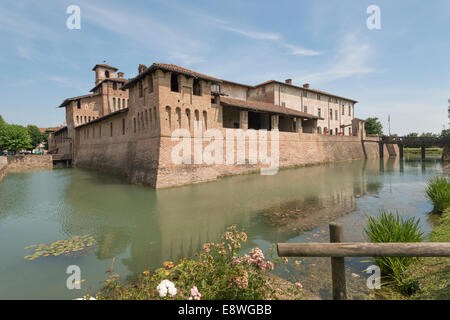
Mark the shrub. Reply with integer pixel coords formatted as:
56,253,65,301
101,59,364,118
363,210,426,286
97,226,282,300
425,177,450,213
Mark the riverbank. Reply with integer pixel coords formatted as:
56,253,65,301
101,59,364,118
0,156,7,182
376,208,450,300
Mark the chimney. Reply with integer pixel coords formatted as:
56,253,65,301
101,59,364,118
118,72,124,78
285,79,292,85
303,83,310,89
138,64,147,74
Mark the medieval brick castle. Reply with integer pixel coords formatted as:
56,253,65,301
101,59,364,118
49,63,376,188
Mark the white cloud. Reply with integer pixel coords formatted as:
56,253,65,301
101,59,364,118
17,46,32,60
220,26,281,41
300,33,376,84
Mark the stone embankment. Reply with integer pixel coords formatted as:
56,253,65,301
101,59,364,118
0,155,53,182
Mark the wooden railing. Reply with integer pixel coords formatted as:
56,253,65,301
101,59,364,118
277,223,450,300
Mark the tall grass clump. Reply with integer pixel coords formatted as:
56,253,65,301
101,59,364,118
425,177,450,213
364,210,426,287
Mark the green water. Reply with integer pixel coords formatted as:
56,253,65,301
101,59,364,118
0,158,444,299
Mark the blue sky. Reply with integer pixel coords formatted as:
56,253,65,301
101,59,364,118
0,0,449,135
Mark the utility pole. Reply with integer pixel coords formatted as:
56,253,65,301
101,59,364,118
388,114,391,136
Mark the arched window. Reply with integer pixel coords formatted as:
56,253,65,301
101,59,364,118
118,98,121,109
145,110,148,129
105,70,110,78
110,122,113,137
176,107,181,128
185,108,191,129
166,106,171,128
203,111,207,130
133,117,137,133
194,109,199,129
88,116,91,122
76,116,79,124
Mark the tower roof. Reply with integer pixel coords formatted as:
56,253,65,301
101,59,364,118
92,64,118,71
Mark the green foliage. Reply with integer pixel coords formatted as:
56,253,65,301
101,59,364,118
97,226,284,300
0,124,32,152
24,235,96,260
364,210,426,286
364,117,383,136
405,132,419,137
26,125,46,149
441,129,450,138
420,132,437,138
0,115,5,128
425,177,450,213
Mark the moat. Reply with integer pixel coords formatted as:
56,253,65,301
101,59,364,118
0,158,445,299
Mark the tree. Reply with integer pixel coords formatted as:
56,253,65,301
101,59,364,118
0,124,32,152
365,117,383,136
26,125,46,149
420,132,437,138
440,129,450,138
0,115,5,128
405,132,419,137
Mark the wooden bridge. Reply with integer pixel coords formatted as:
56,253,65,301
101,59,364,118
380,136,450,160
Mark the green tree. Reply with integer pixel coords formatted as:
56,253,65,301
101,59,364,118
420,132,437,138
440,129,450,138
0,124,32,152
26,125,46,149
0,115,5,128
365,117,383,136
405,132,419,137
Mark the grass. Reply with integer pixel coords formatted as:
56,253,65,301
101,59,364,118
425,177,450,213
363,210,426,288
404,147,443,155
377,209,450,300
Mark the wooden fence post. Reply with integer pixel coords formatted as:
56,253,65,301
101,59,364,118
329,223,347,300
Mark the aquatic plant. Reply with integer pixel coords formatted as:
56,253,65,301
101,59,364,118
425,176,450,213
97,225,285,300
363,210,426,287
24,234,96,260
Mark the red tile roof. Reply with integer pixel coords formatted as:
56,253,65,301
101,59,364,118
220,97,322,120
57,93,100,108
89,77,129,92
123,62,221,89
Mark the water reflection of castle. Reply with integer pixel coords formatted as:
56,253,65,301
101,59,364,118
60,158,399,276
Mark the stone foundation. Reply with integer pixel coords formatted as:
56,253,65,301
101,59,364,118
0,156,7,182
5,155,53,171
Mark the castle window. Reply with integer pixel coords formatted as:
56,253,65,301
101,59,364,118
110,122,113,137
304,106,308,113
193,79,201,96
118,98,121,109
113,82,117,90
84,116,87,123
139,81,143,97
348,105,351,116
185,108,191,129
105,71,110,78
176,107,181,128
148,75,153,93
122,119,126,135
318,108,321,117
166,106,172,128
76,116,79,124
203,111,207,130
194,110,199,128
211,84,220,93
133,117,136,133
113,98,116,111
330,109,333,120
88,116,91,122
77,100,81,109
317,94,321,100
335,110,338,120
171,74,179,92
342,105,345,115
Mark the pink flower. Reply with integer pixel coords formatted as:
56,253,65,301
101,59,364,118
295,282,303,289
188,286,201,300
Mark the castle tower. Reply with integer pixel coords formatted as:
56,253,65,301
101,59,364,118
92,63,119,85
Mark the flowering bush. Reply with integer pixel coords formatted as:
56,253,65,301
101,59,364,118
97,225,281,300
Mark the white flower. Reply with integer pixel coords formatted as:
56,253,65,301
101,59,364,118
156,279,177,298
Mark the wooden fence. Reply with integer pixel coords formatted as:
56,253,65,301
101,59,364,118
277,222,450,300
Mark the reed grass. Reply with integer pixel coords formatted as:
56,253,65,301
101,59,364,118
425,177,450,213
